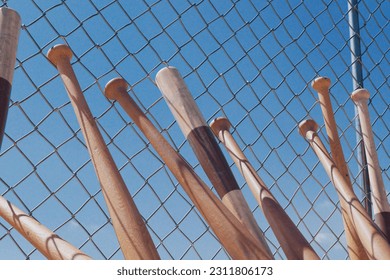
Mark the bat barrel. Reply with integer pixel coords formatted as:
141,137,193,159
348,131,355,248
155,67,238,197
104,77,273,260
210,117,320,260
47,45,160,260
0,196,91,260
0,7,21,149
299,119,390,260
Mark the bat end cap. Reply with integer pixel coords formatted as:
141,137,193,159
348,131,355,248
0,7,21,23
104,77,128,100
311,76,331,92
298,119,319,137
155,66,179,82
351,88,370,102
209,117,231,136
47,44,73,66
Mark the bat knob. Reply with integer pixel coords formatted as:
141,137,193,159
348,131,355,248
209,117,231,136
351,88,370,102
298,119,319,137
311,76,331,93
104,77,129,100
47,44,73,66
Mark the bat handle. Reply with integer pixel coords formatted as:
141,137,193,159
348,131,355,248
312,77,352,183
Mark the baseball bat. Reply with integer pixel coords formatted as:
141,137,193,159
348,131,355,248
0,195,91,260
210,117,320,260
312,77,353,185
155,66,271,255
312,77,369,260
0,7,21,149
46,44,160,260
104,77,273,260
299,119,390,259
351,88,390,240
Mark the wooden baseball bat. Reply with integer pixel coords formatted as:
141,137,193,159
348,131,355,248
155,66,271,255
0,7,21,149
0,195,91,260
104,77,273,260
46,44,160,260
312,77,353,185
299,119,390,259
351,88,390,240
210,117,320,260
312,77,369,260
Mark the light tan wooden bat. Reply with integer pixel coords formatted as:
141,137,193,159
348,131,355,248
47,44,160,260
351,88,390,240
155,66,271,255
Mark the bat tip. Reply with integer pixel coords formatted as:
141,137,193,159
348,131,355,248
0,6,21,22
47,44,73,66
104,77,128,100
209,117,231,136
311,76,331,92
298,119,319,137
351,88,370,102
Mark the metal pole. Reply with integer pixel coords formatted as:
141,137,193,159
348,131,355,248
347,0,372,217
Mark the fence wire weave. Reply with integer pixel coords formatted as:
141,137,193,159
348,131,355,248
0,0,388,260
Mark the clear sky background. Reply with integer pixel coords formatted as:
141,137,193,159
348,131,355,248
0,0,388,260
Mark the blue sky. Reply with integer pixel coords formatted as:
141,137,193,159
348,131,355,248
0,0,388,260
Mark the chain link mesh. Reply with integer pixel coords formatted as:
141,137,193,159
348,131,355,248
0,0,388,260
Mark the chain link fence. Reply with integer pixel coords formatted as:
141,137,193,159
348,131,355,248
0,0,388,260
